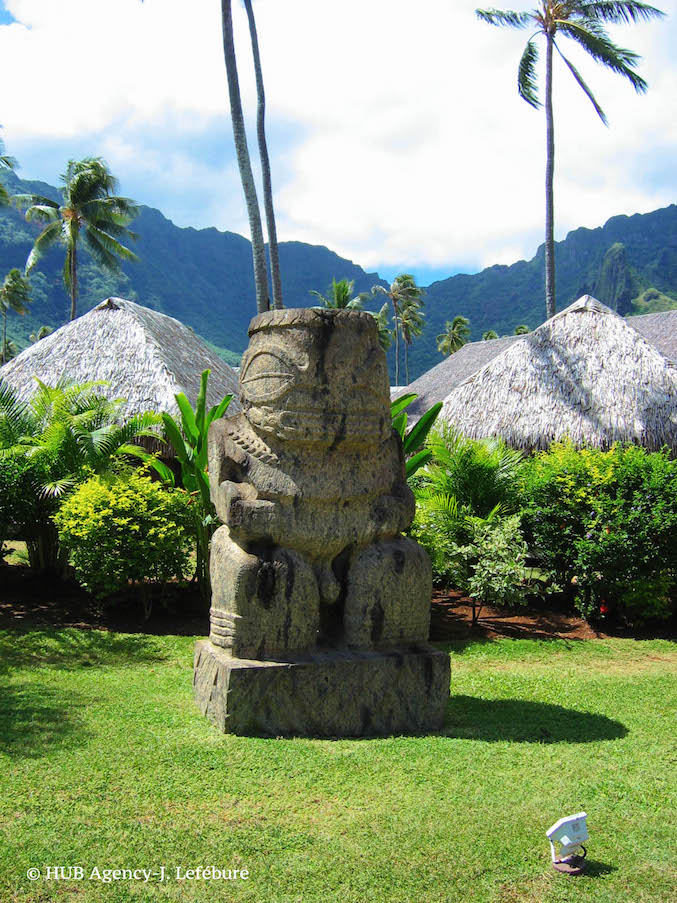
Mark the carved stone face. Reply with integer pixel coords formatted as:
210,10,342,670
239,309,391,445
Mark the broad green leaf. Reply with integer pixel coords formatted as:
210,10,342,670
161,413,189,463
195,369,210,434
392,411,407,440
405,449,432,479
391,393,417,419
175,394,199,445
403,402,442,456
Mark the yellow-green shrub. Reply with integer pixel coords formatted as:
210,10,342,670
55,470,193,601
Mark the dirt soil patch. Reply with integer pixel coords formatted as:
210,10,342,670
1,564,674,641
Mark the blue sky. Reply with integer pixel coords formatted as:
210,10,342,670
1,0,675,288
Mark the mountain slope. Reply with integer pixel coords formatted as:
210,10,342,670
415,204,677,379
0,172,387,362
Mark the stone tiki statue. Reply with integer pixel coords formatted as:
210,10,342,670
194,308,449,736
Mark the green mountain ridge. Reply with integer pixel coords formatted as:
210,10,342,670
2,169,676,382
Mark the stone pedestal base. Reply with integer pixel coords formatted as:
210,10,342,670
193,639,450,738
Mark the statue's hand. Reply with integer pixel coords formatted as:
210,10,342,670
218,480,277,539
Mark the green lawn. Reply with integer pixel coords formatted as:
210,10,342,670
0,628,675,903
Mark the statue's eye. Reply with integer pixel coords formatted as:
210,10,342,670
240,350,297,401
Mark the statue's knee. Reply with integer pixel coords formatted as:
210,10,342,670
343,537,432,649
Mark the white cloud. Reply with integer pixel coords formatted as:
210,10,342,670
0,0,675,278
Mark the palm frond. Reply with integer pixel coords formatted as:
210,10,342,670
558,20,648,92
556,43,609,124
577,1,665,25
25,221,62,274
476,7,532,27
518,38,541,108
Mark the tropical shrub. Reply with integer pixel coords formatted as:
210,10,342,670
520,442,677,622
454,515,534,626
55,470,192,617
160,369,233,598
409,425,526,584
0,379,167,573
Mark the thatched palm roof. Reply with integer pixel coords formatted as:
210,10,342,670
393,334,521,418
397,306,677,424
0,297,241,419
439,295,677,451
628,309,677,361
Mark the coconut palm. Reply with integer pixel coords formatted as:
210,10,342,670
483,330,499,341
437,315,470,356
30,325,53,343
243,0,283,310
221,0,270,314
400,296,425,385
0,269,31,365
0,133,17,207
14,157,138,322
514,324,530,334
372,274,424,386
310,278,365,310
477,1,665,320
371,301,394,352
0,339,18,364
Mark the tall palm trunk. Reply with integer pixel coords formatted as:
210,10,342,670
70,241,78,321
392,301,401,385
544,30,556,320
404,339,410,385
221,0,270,314
1,310,6,365
243,0,283,310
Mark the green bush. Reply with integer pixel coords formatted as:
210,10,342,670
0,452,58,565
520,442,677,622
409,425,526,585
55,470,193,614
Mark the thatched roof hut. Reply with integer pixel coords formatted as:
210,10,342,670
397,305,677,425
439,295,677,451
393,334,521,417
0,297,241,419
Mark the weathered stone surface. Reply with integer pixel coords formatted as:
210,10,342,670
343,537,432,649
195,308,450,737
194,639,450,738
209,525,319,659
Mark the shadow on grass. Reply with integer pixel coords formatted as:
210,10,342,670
0,682,90,758
581,860,617,878
0,627,169,673
444,696,628,743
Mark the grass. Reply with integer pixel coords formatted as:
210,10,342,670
0,629,675,903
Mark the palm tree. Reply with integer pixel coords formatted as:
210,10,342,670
0,339,18,364
399,296,425,385
514,324,530,334
243,0,283,310
372,274,424,385
0,269,31,365
221,0,270,314
370,302,394,352
477,1,664,320
0,133,17,207
14,157,138,322
310,278,364,310
437,315,470,356
30,325,53,343
483,329,499,340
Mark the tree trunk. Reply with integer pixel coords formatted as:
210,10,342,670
404,341,409,386
70,240,78,321
221,0,270,314
244,0,283,311
2,309,6,365
392,299,400,386
544,31,556,320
